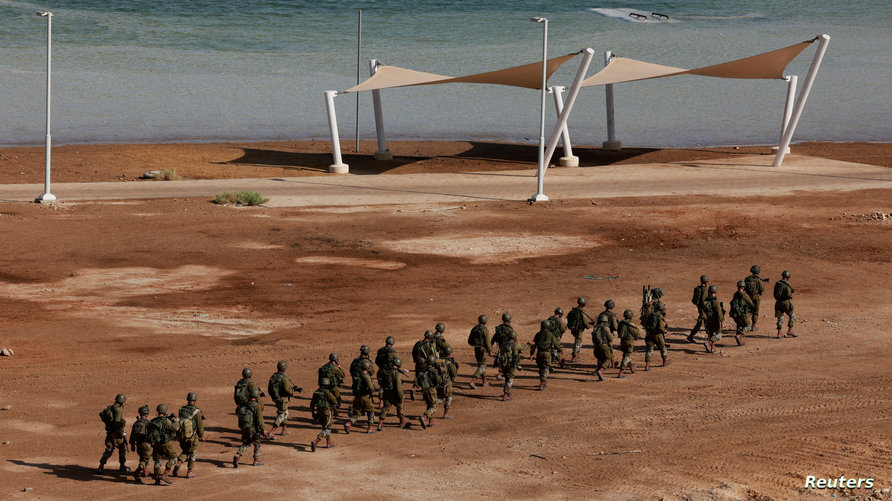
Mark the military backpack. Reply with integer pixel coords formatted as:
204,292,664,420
99,405,118,431
147,416,175,444
496,342,520,369
311,389,331,410
177,406,199,440
378,369,396,392
233,379,251,407
773,281,793,301
268,372,286,401
730,295,749,317
567,307,587,331
744,275,762,297
692,285,706,306
236,403,255,430
131,418,148,440
646,311,662,333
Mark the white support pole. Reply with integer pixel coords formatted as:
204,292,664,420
773,35,830,167
368,59,393,160
773,75,798,154
542,48,596,173
550,86,579,167
324,90,349,174
35,11,55,203
602,50,621,151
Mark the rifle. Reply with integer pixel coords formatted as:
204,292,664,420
292,386,303,394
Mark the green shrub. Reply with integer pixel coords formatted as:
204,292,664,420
152,168,181,181
213,191,269,206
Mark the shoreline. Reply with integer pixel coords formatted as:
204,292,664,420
0,139,888,185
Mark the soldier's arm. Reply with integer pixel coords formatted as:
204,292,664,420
195,409,205,438
483,328,493,353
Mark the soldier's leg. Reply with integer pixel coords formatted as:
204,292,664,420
115,438,127,470
644,340,655,370
751,296,761,330
572,331,582,359
657,334,672,366
252,438,263,464
688,313,704,341
775,304,785,337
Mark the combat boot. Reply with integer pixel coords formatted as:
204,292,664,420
266,426,277,437
172,464,180,477
366,424,376,434
686,333,696,343
97,462,105,474
343,421,351,434
133,466,144,484
617,370,627,379
786,328,797,338
776,328,783,338
662,356,672,367
644,361,651,371
418,416,428,430
596,369,605,382
377,418,385,432
311,439,319,452
326,437,335,448
232,453,240,468
703,342,712,353
558,357,565,369
468,378,478,390
252,457,264,466
538,381,546,391
481,375,489,387
501,393,509,401
280,424,289,436
119,463,129,473
735,333,745,346
443,409,454,419
185,469,195,478
629,363,636,373
570,355,579,363
159,468,173,485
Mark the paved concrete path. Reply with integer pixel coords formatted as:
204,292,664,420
2,154,889,207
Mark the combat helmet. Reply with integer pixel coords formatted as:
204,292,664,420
435,322,446,333
651,288,664,299
385,336,395,346
250,387,261,398
187,392,197,402
700,275,709,283
329,352,339,362
360,345,370,355
577,296,586,306
597,314,609,324
737,280,746,288
654,301,666,312
478,314,488,325
156,403,168,414
508,331,517,341
750,265,761,274
540,319,550,329
443,346,453,356
554,306,564,315
426,354,437,365
708,285,717,294
604,300,615,309
502,312,511,323
424,330,434,340
277,360,287,371
138,405,150,416
782,270,791,278
392,357,402,367
360,359,372,370
242,368,252,378
623,309,634,320
115,394,126,405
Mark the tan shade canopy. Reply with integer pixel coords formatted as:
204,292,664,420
344,53,579,93
581,39,815,87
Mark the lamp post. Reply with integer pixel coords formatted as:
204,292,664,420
35,10,55,203
529,16,549,203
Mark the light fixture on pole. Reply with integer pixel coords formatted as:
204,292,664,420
35,10,56,203
529,16,549,203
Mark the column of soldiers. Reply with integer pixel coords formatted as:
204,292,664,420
99,265,797,479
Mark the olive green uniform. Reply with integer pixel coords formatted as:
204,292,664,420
412,339,436,377
690,284,709,337
591,324,612,373
704,296,724,342
599,309,619,367
774,279,795,328
730,291,755,335
99,403,127,470
617,319,641,370
434,334,451,358
234,377,264,416
236,401,263,460
546,315,567,362
467,323,492,379
318,361,345,407
150,415,179,476
415,365,442,420
744,273,766,326
349,356,373,422
530,328,561,382
176,404,205,471
496,340,523,396
566,306,593,358
375,345,398,371
268,371,295,427
434,360,454,413
348,372,377,427
310,387,339,441
378,368,405,421
129,416,151,473
645,311,669,363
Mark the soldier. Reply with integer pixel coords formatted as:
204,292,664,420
529,319,562,390
267,361,301,438
600,300,620,368
148,403,178,485
344,359,378,434
415,354,442,429
173,392,205,478
233,388,264,467
702,285,725,353
98,393,128,474
129,405,151,483
644,301,672,370
412,331,437,382
744,265,768,331
591,315,613,382
687,275,710,342
546,307,567,367
491,313,516,381
774,270,797,338
730,280,755,346
467,314,493,389
442,345,459,392
377,357,409,430
348,346,373,424
434,351,456,419
309,377,339,451
566,297,594,362
640,286,664,326
375,336,398,372
318,353,345,410
497,331,524,400
233,368,265,428
433,322,451,357
617,310,641,378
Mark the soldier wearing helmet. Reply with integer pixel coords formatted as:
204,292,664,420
529,319,562,391
309,377,339,451
266,361,301,439
349,346,374,423
702,285,725,354
98,394,129,475
600,300,619,334
318,353,346,410
149,403,179,484
744,265,768,331
730,281,756,346
129,404,152,483
566,297,595,362
591,314,614,381
617,310,641,378
545,307,568,368
375,336,400,372
344,358,379,435
467,314,493,390
433,322,451,357
490,313,516,378
174,392,206,478
687,275,711,343
233,368,265,419
644,301,672,370
376,357,409,431
415,354,443,429
495,327,524,400
773,270,797,338
412,331,437,383
233,388,264,468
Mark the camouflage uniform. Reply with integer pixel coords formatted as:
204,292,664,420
98,398,128,473
349,353,373,424
744,270,766,329
377,365,406,429
591,321,612,381
703,289,725,353
174,398,205,477
617,315,641,377
566,302,593,360
434,357,455,418
496,338,523,400
546,312,567,364
730,285,755,345
234,375,265,416
530,322,561,390
645,307,672,369
318,359,346,407
688,279,709,341
234,397,264,466
128,407,151,482
267,365,297,436
412,336,437,378
467,317,492,387
309,382,339,451
774,275,796,336
491,321,515,355
599,307,619,367
415,359,443,428
345,366,377,433
375,344,398,372
149,407,179,483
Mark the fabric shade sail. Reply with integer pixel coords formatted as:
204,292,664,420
344,52,580,93
581,39,816,87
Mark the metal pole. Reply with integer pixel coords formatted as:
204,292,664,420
773,35,830,167
324,90,349,174
354,9,361,152
550,86,578,167
543,48,595,170
369,59,392,160
530,16,549,202
776,74,797,154
35,11,55,203
602,50,621,151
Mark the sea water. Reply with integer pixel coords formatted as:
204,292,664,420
1,0,890,147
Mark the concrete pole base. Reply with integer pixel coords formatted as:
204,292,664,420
528,193,550,203
328,163,349,174
602,140,622,151
770,146,791,154
559,156,579,167
34,193,57,204
373,150,393,161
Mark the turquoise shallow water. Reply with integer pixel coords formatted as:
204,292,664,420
1,0,890,146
